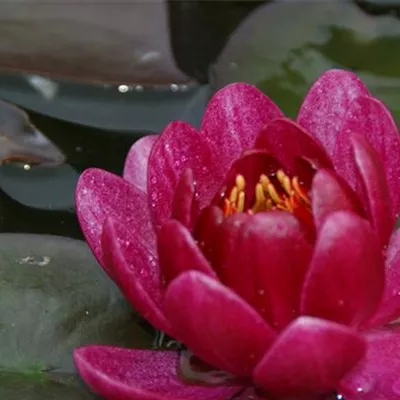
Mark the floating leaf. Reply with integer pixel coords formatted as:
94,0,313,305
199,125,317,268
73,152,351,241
0,3,190,85
213,1,400,123
0,233,153,399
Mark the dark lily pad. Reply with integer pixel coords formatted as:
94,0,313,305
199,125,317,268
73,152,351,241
0,164,78,211
0,233,153,399
0,2,190,85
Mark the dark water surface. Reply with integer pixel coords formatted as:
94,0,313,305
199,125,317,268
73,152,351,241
1,0,400,240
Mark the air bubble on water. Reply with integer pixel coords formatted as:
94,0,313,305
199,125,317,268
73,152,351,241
170,84,179,92
118,84,130,93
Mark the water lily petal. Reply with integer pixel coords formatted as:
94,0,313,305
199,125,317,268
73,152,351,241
123,134,158,193
220,212,312,330
339,328,400,400
158,219,217,285
297,69,369,157
253,316,366,398
212,213,250,276
301,211,384,327
193,206,224,265
366,233,400,327
148,121,224,229
234,388,265,400
387,229,400,267
76,168,155,270
102,218,171,334
311,169,361,230
201,83,283,171
335,96,400,219
164,271,275,377
171,169,200,231
352,133,394,247
255,118,332,175
74,346,243,400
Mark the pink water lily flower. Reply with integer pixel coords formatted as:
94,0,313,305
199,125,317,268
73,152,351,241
74,69,400,400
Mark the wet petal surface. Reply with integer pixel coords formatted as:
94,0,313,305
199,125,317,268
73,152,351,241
74,346,243,400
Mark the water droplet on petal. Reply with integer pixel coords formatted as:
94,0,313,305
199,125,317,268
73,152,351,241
353,374,375,395
258,289,265,296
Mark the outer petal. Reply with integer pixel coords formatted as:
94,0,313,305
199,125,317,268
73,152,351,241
102,218,171,335
253,316,367,398
147,121,224,229
164,271,276,377
123,134,158,192
367,243,400,327
335,96,400,219
220,212,312,330
334,132,394,247
201,83,283,171
157,220,217,285
311,169,361,231
75,168,155,270
297,69,370,157
171,169,200,231
301,211,384,327
367,230,400,327
255,118,333,175
339,328,400,400
74,346,243,400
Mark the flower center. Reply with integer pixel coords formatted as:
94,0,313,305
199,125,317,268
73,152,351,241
222,169,311,219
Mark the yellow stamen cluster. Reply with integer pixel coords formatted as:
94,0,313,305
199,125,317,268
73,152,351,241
223,170,310,217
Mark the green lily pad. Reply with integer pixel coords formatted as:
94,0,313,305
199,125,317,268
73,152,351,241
0,233,153,399
213,1,400,123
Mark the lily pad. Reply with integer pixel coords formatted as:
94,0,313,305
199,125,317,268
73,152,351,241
213,1,400,123
0,2,190,85
0,233,153,399
0,73,209,132
0,164,78,211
